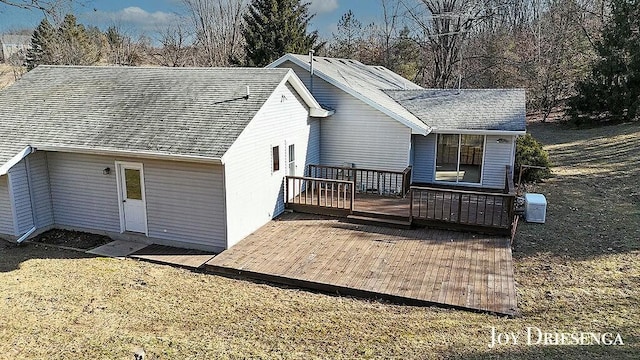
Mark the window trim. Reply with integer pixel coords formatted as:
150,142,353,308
433,134,486,186
272,145,280,173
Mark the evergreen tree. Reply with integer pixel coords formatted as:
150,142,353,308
242,0,322,67
569,0,640,124
26,14,100,70
57,14,99,65
26,18,58,70
330,10,362,59
390,26,421,81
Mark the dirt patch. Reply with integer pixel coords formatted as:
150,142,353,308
31,229,113,250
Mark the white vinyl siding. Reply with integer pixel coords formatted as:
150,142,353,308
0,176,14,236
46,152,226,251
27,151,54,228
223,81,319,248
7,160,34,235
143,161,226,251
412,134,436,183
48,152,122,232
281,61,411,172
482,135,517,189
412,134,516,189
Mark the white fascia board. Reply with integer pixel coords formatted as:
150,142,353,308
0,146,33,176
431,129,526,136
33,145,223,165
269,55,429,135
282,70,333,118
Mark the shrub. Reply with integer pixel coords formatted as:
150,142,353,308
515,133,552,183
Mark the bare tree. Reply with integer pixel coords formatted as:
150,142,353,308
380,0,402,67
404,0,487,88
0,0,77,22
181,0,246,66
156,22,193,67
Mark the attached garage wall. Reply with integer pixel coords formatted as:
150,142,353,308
0,175,14,236
48,152,121,232
143,160,226,252
46,152,226,251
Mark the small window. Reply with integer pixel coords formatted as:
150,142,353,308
272,145,280,172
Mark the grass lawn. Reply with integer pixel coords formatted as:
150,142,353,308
1,122,638,359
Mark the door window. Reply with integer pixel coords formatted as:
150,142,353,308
288,144,295,176
125,168,142,200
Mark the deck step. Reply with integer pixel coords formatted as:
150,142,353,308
351,210,410,223
346,214,412,229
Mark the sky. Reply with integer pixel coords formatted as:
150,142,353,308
0,0,388,40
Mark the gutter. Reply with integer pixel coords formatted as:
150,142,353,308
33,145,224,165
430,129,526,136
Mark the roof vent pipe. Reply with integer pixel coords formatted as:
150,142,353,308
245,85,250,99
309,50,315,94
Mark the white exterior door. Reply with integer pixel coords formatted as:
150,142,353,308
288,144,296,176
117,162,147,234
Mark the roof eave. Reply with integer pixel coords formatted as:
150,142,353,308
282,69,333,118
0,146,33,176
431,128,526,135
269,55,429,134
33,145,223,164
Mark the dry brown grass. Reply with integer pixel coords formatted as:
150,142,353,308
1,122,638,359
0,63,24,90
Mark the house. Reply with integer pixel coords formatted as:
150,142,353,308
0,66,332,251
1,34,31,63
268,54,526,190
0,54,526,251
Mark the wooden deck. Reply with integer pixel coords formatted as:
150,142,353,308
206,212,518,315
130,244,216,269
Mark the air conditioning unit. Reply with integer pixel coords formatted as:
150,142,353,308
524,193,547,223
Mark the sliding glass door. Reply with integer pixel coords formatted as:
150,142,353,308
435,134,484,184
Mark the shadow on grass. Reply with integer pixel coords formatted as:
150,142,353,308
0,240,96,273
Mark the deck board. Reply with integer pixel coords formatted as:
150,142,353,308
206,212,517,315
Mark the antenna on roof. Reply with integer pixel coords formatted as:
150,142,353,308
245,85,250,99
309,50,315,94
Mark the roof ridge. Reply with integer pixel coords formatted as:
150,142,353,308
36,65,290,72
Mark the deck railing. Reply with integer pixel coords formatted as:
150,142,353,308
285,176,354,213
307,164,412,197
409,166,517,231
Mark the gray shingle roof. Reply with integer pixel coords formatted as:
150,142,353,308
384,89,526,132
271,54,430,134
0,66,295,167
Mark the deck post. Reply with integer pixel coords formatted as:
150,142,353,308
350,181,355,213
409,188,414,223
285,176,290,207
457,193,463,223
